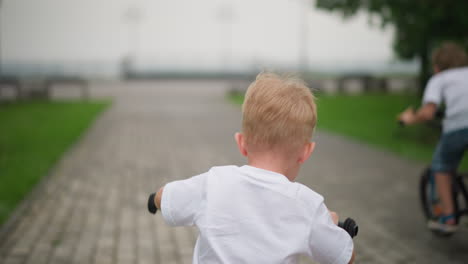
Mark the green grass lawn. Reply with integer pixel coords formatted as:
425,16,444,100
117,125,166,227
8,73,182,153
229,93,468,170
0,101,110,225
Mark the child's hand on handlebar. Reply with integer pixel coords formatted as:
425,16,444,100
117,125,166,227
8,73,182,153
398,106,415,125
148,187,164,214
329,210,359,238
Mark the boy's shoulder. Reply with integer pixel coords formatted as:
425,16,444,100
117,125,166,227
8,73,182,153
294,182,325,211
433,66,468,81
206,165,240,179
208,165,239,173
205,165,325,206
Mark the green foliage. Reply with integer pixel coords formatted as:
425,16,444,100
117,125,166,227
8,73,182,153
315,0,468,90
316,94,467,170
228,92,245,105
317,94,435,158
0,101,110,225
316,0,468,57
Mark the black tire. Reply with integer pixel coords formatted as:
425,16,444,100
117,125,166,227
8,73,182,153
419,168,436,220
452,175,461,225
419,168,460,236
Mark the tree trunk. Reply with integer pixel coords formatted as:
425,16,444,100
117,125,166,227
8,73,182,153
418,43,430,97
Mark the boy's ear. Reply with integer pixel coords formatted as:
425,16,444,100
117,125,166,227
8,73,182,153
298,142,315,164
234,132,248,157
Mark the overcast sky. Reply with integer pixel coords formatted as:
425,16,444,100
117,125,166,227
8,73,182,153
2,0,395,69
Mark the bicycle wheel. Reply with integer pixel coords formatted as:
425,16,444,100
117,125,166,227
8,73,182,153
452,174,461,224
419,168,442,220
420,168,461,237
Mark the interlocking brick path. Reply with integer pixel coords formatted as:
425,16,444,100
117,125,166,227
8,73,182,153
0,80,467,264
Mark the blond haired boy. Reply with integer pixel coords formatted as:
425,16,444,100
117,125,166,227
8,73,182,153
152,73,355,263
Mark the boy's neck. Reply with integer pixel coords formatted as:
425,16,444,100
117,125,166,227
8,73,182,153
248,154,299,181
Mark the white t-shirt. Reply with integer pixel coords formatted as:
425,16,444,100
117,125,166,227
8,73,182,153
161,165,353,264
422,66,468,133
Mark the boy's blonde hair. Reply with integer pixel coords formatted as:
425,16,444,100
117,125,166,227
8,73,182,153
242,73,317,151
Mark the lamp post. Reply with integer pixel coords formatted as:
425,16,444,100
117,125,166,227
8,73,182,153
0,0,3,77
298,0,310,74
217,3,236,73
122,6,142,75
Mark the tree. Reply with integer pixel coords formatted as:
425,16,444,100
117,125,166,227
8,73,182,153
315,0,468,93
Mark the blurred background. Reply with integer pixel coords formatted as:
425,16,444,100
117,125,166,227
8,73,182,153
1,0,417,79
1,0,468,263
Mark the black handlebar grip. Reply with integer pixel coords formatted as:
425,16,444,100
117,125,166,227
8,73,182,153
398,120,405,127
338,218,358,238
148,193,158,214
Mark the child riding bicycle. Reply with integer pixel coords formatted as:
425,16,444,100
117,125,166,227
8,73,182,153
398,42,468,235
150,73,355,263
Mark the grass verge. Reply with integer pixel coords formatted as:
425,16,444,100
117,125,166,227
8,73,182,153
228,93,468,170
0,100,110,225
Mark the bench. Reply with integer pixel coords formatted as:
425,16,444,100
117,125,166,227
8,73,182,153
0,76,22,101
0,76,89,101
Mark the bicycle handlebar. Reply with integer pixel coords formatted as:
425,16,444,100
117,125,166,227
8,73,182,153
338,218,359,238
148,192,158,214
147,192,358,238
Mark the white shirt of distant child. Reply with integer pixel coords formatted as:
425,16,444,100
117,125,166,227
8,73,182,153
423,66,468,133
161,165,354,264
